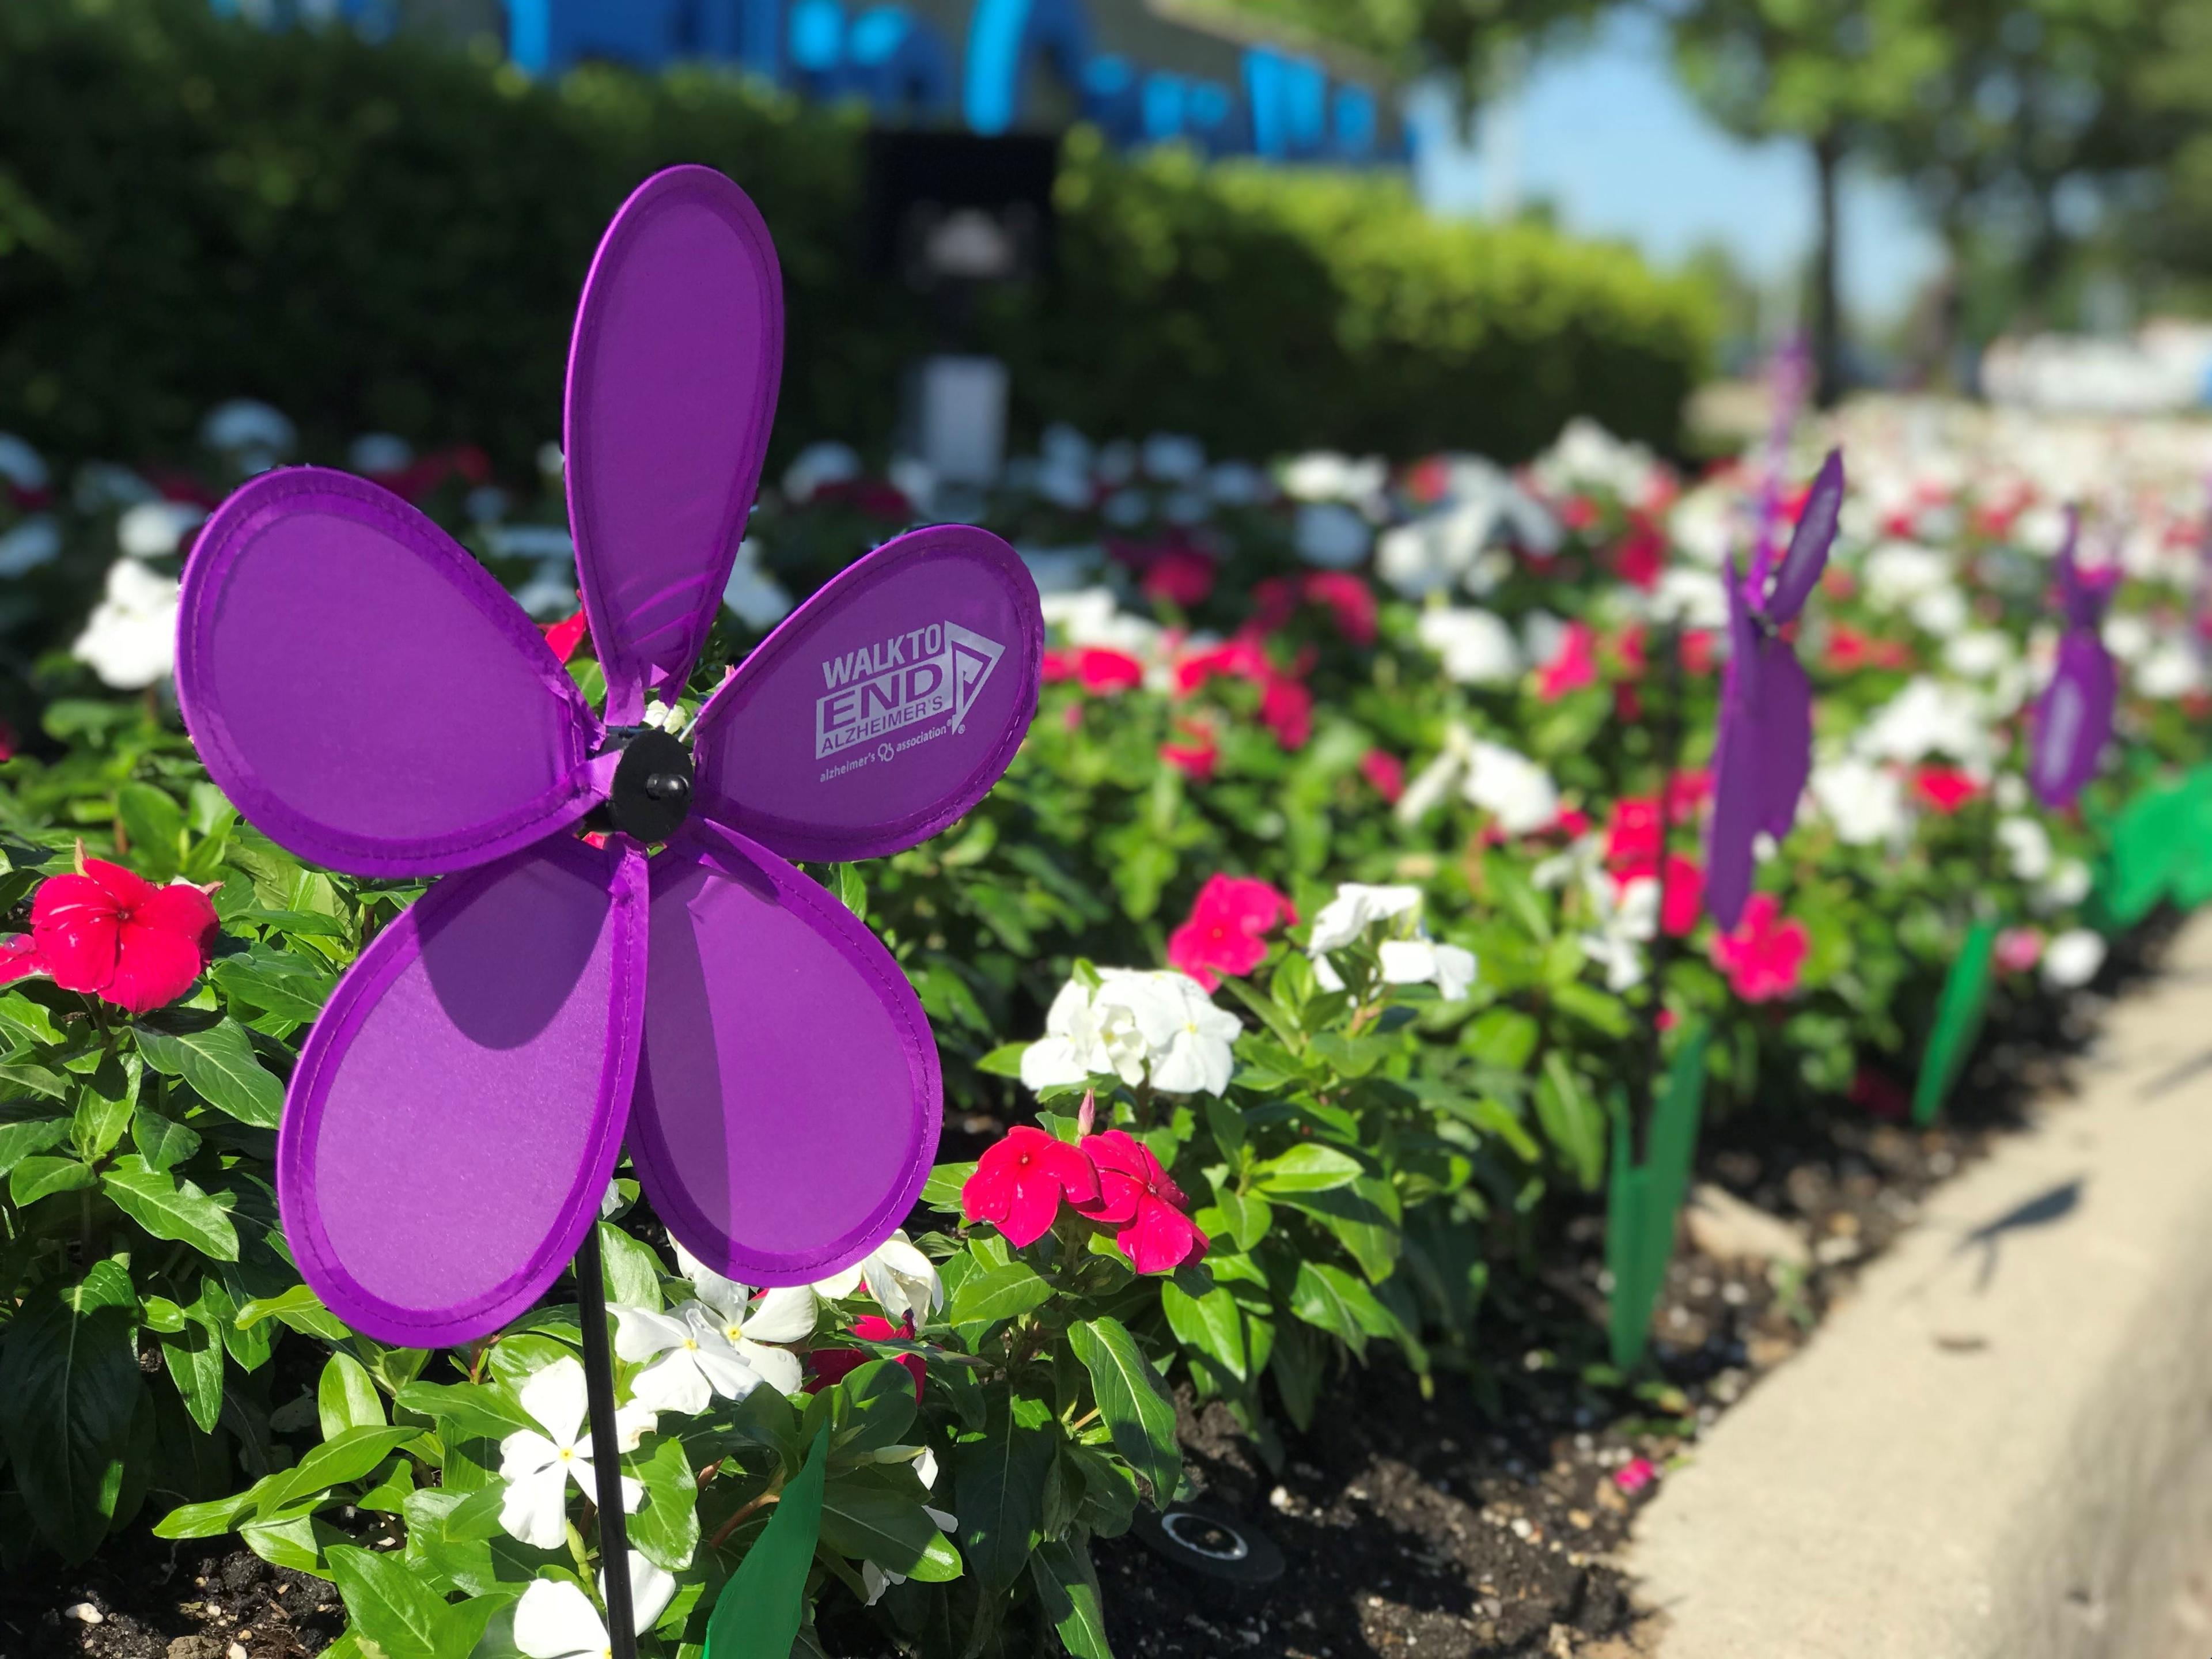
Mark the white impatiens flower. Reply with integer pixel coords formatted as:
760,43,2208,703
1462,738,1560,836
782,440,861,503
1854,677,1993,771
117,499,206,560
2042,929,2107,990
0,516,60,577
1997,817,2054,882
200,399,296,471
2135,638,2200,700
1416,607,1521,685
1020,969,1241,1097
2036,858,2093,912
812,1229,944,1327
346,432,414,474
1378,501,1493,597
723,538,793,629
1293,502,1372,569
619,1251,815,1409
1280,451,1386,504
1141,433,1205,483
514,1558,677,1659
1808,759,1909,848
74,560,180,689
497,1359,649,1549
1861,540,1952,610
1307,884,1477,998
1579,874,1660,993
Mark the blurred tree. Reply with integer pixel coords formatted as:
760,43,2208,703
1867,0,2175,350
1662,0,1950,404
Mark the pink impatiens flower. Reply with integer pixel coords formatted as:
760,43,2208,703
1614,1457,1658,1495
1535,621,1599,701
1707,893,1809,1003
808,1313,926,1400
961,1126,1100,1247
1076,1130,1209,1274
1359,749,1406,803
1166,874,1296,991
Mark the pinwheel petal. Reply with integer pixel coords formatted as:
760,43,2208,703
278,838,648,1347
1765,449,1844,623
565,165,782,722
2031,630,2117,808
688,524,1043,862
1751,641,1812,842
1706,700,1759,933
177,468,603,877
627,822,941,1287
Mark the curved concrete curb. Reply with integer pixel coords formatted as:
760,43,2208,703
1626,911,2212,1659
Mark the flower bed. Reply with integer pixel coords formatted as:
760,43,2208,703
1,393,2207,1656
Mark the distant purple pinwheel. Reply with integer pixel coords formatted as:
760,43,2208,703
2028,508,2116,809
175,167,1043,1348
1706,449,1845,931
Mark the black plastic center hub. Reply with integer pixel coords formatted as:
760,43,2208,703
601,726,694,843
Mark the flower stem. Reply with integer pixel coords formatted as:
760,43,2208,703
707,1480,783,1552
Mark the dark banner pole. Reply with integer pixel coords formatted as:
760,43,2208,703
575,1225,639,1659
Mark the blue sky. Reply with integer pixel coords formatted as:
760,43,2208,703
1406,10,1945,323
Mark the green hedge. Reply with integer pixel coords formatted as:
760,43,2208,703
0,0,1714,472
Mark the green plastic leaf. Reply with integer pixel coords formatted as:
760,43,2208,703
0,1259,142,1562
1606,1022,1711,1372
1067,1317,1180,1502
1912,922,1997,1127
706,1427,828,1659
134,1018,285,1128
102,1154,239,1260
1031,1536,1115,1659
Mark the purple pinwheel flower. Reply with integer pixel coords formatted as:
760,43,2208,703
2028,508,2117,809
174,168,1042,1347
1706,448,1845,931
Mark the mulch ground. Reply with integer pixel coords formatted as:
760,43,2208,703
6,920,2166,1659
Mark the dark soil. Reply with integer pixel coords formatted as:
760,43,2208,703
10,919,2176,1659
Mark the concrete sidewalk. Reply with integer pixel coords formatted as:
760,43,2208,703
1626,912,2212,1659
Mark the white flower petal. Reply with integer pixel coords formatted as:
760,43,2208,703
630,1349,715,1416
518,1358,590,1448
736,1340,805,1398
498,1467,575,1552
743,1285,818,1344
514,1579,606,1659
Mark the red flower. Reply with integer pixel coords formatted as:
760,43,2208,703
1994,926,2043,974
1360,749,1405,803
0,933,48,988
1160,721,1219,782
961,1126,1100,1247
1613,526,1666,591
1707,893,1809,1003
1605,797,1662,870
1666,768,1713,819
1173,638,1268,695
1825,624,1910,674
1167,874,1296,991
808,1313,925,1400
31,858,219,1014
1302,573,1378,646
1075,1130,1209,1274
1075,649,1145,695
1560,495,1600,532
1535,622,1599,701
1259,676,1313,749
1849,1066,1910,1120
1614,1457,1659,1495
541,609,590,664
1911,767,1980,813
1141,550,1217,609
1680,630,1717,676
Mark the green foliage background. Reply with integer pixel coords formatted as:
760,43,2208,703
0,0,1714,475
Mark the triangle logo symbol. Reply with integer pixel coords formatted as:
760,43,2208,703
945,622,1005,732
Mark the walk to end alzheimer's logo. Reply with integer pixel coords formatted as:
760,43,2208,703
815,620,1004,778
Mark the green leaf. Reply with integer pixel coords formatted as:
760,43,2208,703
117,784,187,881
0,990,62,1047
1203,1184,1272,1252
0,1060,73,1099
948,1260,1055,1331
393,1379,535,1443
131,1105,202,1173
831,863,868,918
952,1397,1056,1597
318,1353,386,1439
134,1018,284,1128
102,1155,239,1260
70,1053,140,1162
0,1259,142,1562
1067,1317,1180,1502
1251,1143,1362,1194
0,1115,67,1178
626,1433,700,1573
597,1221,664,1312
1032,1536,1115,1659
328,1542,456,1658
975,1041,1031,1078
233,1283,350,1341
1913,921,1997,1127
12,1153,97,1205
1288,1260,1395,1360
160,1279,228,1435
209,952,336,1024
1462,1006,1540,1070
706,1428,828,1658
1535,1051,1605,1191
819,1465,937,1570
256,1426,422,1517
1160,1279,1249,1382
920,1161,977,1213
241,1513,347,1577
